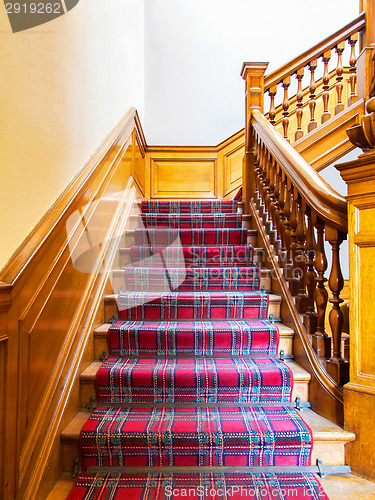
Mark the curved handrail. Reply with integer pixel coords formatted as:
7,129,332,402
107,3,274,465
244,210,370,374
264,13,366,91
251,109,348,231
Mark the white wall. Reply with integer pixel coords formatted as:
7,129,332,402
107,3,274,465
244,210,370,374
0,0,144,270
144,0,359,145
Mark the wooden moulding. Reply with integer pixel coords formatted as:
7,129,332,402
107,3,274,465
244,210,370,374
251,109,348,232
0,107,147,500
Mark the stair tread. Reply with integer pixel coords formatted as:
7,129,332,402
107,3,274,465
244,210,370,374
61,409,355,443
47,472,375,500
105,292,281,300
80,359,310,382
94,322,294,336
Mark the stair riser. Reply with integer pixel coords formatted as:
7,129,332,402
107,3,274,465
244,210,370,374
80,378,309,407
123,232,258,248
110,272,271,294
93,333,294,359
104,297,280,323
119,247,264,268
60,437,347,474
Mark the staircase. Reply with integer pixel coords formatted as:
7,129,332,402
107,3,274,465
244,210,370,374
54,199,356,499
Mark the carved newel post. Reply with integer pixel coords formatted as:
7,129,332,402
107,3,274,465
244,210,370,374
336,95,375,480
241,62,269,214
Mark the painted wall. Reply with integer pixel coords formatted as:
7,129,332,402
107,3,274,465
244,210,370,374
144,0,359,145
0,0,144,270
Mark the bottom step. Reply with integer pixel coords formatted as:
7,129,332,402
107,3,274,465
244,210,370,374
66,472,329,499
48,472,375,500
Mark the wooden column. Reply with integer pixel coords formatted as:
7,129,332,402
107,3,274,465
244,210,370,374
241,62,269,214
357,0,375,100
337,152,375,481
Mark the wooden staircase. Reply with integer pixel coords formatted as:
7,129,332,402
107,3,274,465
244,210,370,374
48,215,357,495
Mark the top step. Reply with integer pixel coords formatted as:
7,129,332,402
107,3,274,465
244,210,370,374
141,200,238,214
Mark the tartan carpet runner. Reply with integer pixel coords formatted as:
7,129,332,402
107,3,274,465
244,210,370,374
130,245,254,267
134,228,247,246
67,198,328,499
96,358,293,403
80,406,313,468
68,472,329,500
117,291,269,320
139,213,242,229
141,200,237,213
123,266,261,291
107,320,279,356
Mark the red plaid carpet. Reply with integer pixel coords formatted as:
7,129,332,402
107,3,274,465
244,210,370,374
107,320,279,356
123,266,261,291
130,245,254,267
68,473,329,499
68,199,328,499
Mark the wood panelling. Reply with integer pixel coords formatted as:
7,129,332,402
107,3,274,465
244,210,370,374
151,158,217,199
0,108,146,500
337,152,375,480
146,130,246,201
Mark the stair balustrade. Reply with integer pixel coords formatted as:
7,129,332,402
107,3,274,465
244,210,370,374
242,58,350,385
261,15,364,143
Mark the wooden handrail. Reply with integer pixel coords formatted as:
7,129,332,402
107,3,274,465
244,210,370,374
264,13,366,91
251,109,348,231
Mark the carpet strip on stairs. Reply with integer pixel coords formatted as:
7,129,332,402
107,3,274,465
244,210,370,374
116,291,269,320
107,320,279,356
66,198,328,499
96,357,293,403
130,245,254,267
141,200,238,213
139,213,242,228
80,406,312,468
134,228,247,246
67,472,329,500
123,266,261,291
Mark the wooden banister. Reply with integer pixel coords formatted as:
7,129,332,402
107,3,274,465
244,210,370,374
264,13,366,91
251,109,347,231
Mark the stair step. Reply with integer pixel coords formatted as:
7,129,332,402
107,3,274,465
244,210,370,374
80,359,309,406
48,471,375,500
94,322,294,358
111,266,267,293
60,408,355,472
141,200,238,214
120,244,264,267
104,292,280,322
134,228,248,246
138,213,243,229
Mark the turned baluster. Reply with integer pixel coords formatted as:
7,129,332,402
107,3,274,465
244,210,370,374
288,187,300,296
334,42,346,115
326,227,349,385
295,194,308,313
271,162,282,253
308,59,318,132
268,158,278,245
303,206,318,334
283,178,293,275
348,34,359,106
277,168,287,260
312,218,331,358
263,150,273,229
282,77,291,141
258,143,267,214
254,139,261,208
321,50,332,123
295,68,304,141
268,86,277,125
